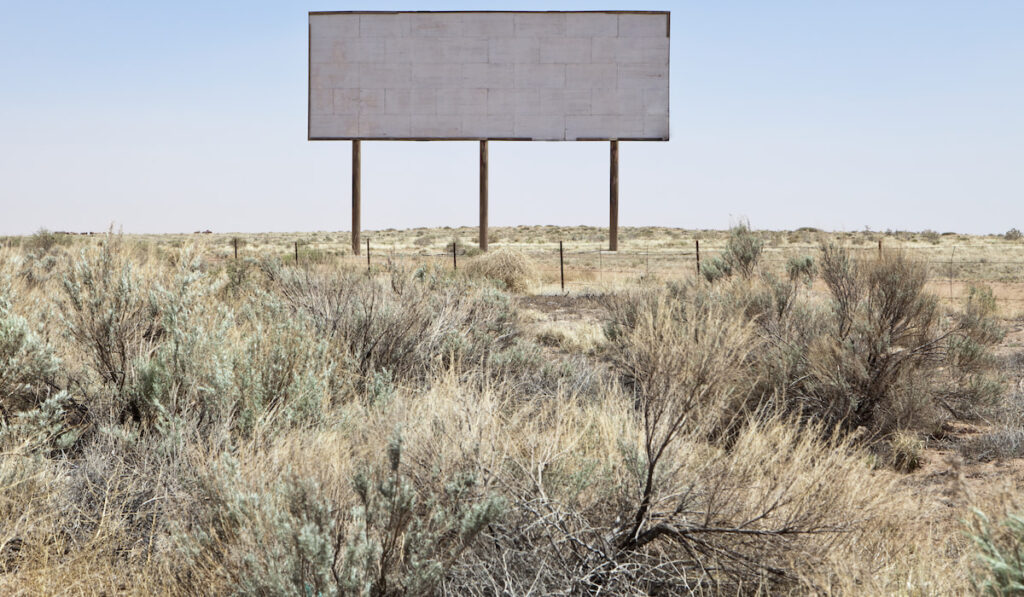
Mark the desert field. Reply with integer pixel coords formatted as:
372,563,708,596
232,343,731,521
1,225,1024,595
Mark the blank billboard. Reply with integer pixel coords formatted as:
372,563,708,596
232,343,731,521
308,11,670,141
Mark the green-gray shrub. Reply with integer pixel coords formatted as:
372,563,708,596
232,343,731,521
700,223,764,282
60,235,159,406
24,228,70,253
700,255,732,283
271,267,520,389
0,286,60,413
969,509,1024,594
180,435,505,596
786,255,817,284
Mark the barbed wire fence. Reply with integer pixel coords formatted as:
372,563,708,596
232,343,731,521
229,238,1024,306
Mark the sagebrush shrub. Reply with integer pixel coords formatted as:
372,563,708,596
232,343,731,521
17,250,63,288
60,235,159,410
786,254,817,283
0,287,59,414
180,434,504,596
700,223,764,282
23,228,68,253
231,294,334,437
724,221,764,277
969,509,1024,595
613,243,1003,437
270,266,521,389
806,249,945,430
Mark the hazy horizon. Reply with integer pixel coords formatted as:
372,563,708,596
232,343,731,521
2,1,1021,236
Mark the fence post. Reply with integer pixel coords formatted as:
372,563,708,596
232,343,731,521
559,241,565,292
878,239,882,259
695,239,700,277
949,246,956,303
294,241,298,264
452,241,457,271
233,237,238,259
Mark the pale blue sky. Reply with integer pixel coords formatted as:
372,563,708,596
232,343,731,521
1,1,1021,235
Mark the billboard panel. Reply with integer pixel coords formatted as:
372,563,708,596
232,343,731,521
309,11,669,141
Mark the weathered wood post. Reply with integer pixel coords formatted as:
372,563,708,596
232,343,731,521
352,140,361,256
479,140,488,251
610,140,619,252
559,241,565,292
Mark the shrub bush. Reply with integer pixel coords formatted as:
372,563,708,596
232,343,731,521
60,234,159,411
0,288,59,414
612,243,1003,438
179,435,504,596
969,509,1024,594
463,248,538,293
17,250,63,288
23,228,70,253
700,222,763,282
268,264,520,387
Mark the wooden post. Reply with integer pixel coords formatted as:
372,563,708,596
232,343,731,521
294,241,298,264
878,238,882,259
559,241,565,292
609,140,619,252
695,239,701,276
352,140,361,256
479,140,488,251
949,247,956,303
452,241,457,271
233,238,238,259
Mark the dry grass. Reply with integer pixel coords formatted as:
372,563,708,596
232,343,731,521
0,227,1022,594
462,247,539,293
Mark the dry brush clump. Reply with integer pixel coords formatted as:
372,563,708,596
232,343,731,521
657,233,1005,438
462,248,539,293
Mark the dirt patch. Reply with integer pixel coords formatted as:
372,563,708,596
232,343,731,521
517,294,606,322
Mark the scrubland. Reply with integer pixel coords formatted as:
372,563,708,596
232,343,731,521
1,226,1024,595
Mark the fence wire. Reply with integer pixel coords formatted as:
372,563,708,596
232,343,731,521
236,240,1024,304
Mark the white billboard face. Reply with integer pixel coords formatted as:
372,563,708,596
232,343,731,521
309,11,669,141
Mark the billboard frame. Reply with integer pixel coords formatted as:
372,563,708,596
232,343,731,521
308,10,670,142
307,10,670,253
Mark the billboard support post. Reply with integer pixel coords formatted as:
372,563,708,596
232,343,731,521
309,12,669,249
479,140,488,252
610,140,619,252
352,140,361,256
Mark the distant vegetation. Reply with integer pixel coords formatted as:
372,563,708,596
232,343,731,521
0,227,1022,594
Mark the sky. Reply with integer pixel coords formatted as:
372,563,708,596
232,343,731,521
0,1,1022,236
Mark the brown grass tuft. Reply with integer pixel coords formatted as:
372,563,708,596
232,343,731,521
463,248,539,293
